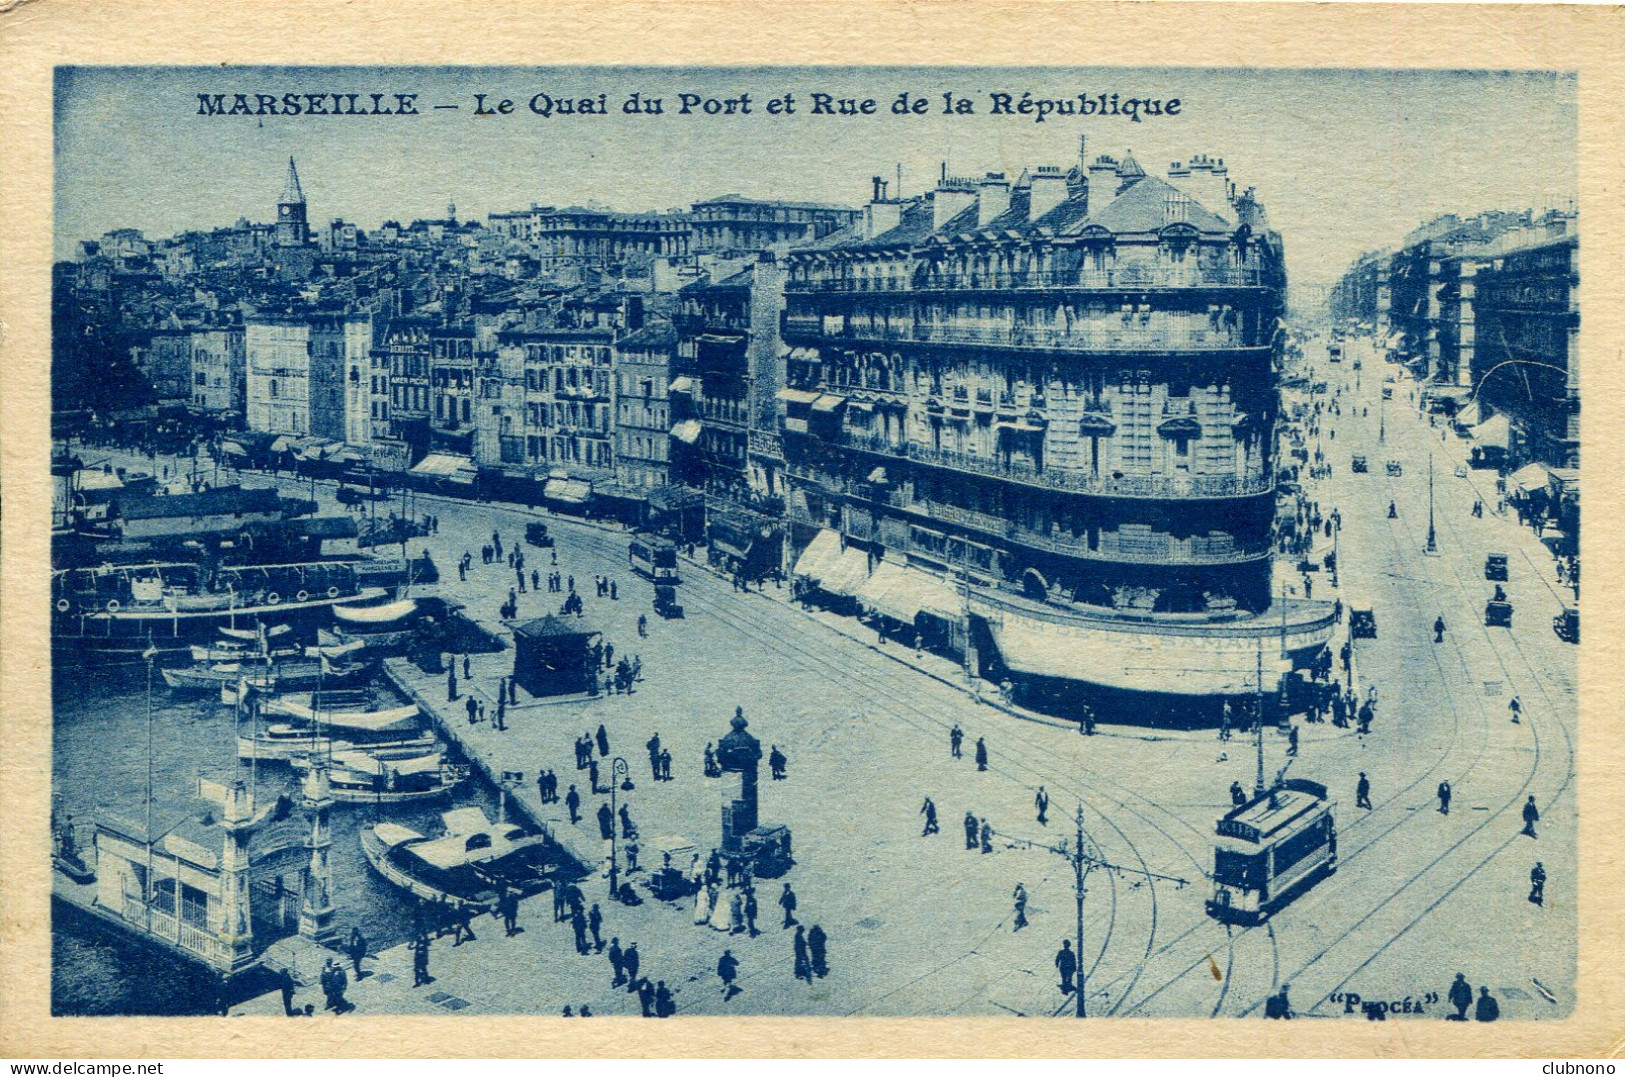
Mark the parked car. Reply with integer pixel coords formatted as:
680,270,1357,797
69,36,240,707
525,521,555,548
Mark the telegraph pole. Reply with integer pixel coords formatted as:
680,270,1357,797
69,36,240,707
1002,804,1188,1017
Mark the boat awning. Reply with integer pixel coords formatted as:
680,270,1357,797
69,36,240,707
1469,414,1510,448
793,528,845,581
334,598,418,624
1511,463,1551,492
269,436,294,453
668,376,696,395
410,453,477,483
218,441,249,457
671,419,703,444
812,394,848,414
857,561,962,624
543,478,592,505
777,388,821,405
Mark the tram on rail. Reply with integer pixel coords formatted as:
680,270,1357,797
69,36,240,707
628,532,680,584
1206,778,1338,924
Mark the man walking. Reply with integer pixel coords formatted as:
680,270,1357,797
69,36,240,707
1434,614,1446,643
596,722,610,757
500,887,520,937
975,736,988,772
278,966,298,1015
1475,986,1501,1022
588,902,604,952
637,978,655,1017
779,882,798,928
950,723,963,759
1035,786,1049,826
566,784,582,825
346,926,368,979
1438,780,1452,815
1509,696,1522,724
980,818,994,854
1054,939,1077,995
964,811,979,850
570,906,590,955
744,887,759,935
793,925,812,983
1448,972,1473,1020
920,796,939,836
1012,883,1029,931
1355,772,1372,810
1522,795,1540,837
717,949,740,999
597,801,614,841
808,924,828,977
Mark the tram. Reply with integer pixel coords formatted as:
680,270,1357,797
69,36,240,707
1206,778,1337,924
628,532,680,584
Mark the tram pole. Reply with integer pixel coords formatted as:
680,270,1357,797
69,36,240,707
1073,804,1087,1018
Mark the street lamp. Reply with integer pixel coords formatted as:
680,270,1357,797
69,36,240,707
1426,453,1439,555
608,756,632,900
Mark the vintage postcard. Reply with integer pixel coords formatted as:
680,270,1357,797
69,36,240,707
1,0,1620,1060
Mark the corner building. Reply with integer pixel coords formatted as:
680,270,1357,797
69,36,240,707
780,149,1335,723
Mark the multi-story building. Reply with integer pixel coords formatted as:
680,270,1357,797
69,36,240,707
379,317,434,461
688,196,860,257
140,323,195,405
673,256,791,577
1472,228,1579,470
612,320,677,489
429,326,477,454
530,207,690,271
306,313,375,446
189,325,246,420
778,150,1335,720
245,317,313,435
477,328,617,483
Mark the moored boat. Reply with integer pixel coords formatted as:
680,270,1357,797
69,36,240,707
236,723,436,762
294,749,466,803
360,807,562,906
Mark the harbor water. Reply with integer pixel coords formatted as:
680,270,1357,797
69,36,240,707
51,656,502,1015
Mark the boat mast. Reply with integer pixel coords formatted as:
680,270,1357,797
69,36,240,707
1254,637,1265,798
144,636,156,915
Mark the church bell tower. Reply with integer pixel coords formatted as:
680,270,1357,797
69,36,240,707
276,156,310,248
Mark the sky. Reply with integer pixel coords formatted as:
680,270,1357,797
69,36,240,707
54,66,1578,283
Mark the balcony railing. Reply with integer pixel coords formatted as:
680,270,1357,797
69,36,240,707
785,265,1269,293
838,432,1272,499
782,318,1258,353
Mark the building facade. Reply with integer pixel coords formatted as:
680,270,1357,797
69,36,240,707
379,317,434,461
245,318,313,435
189,326,246,420
778,150,1334,716
530,207,690,271
612,320,677,489
688,196,860,257
429,326,477,454
477,329,618,479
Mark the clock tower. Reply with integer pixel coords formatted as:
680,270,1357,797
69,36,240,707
275,156,309,248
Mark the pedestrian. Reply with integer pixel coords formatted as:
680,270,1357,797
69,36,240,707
596,722,610,757
465,696,478,724
704,742,718,777
779,882,798,928
1434,615,1446,643
1012,883,1028,931
1530,862,1547,906
447,667,458,702
1231,780,1247,807
1475,986,1501,1022
597,801,614,841
451,900,476,946
1522,795,1539,837
793,925,812,982
744,886,759,935
718,949,740,998
655,981,675,1018
1438,780,1452,815
1356,772,1372,810
920,796,939,836
1448,972,1473,1020
1388,500,1397,519
608,937,625,986
532,569,540,592
279,966,298,1015
346,926,368,978
659,748,672,782
647,732,662,780
1054,939,1077,995
589,758,602,794
1509,696,1522,724
501,887,520,936
624,941,641,992
808,924,828,977
611,581,618,600
589,902,604,951
570,907,590,954
950,723,963,759
566,784,581,824
637,978,655,1017
1287,725,1299,756
963,810,979,850
1035,786,1049,826
637,613,648,638
980,818,993,854
494,694,506,732
1263,983,1292,1019
975,736,988,772
769,744,787,780
625,839,640,874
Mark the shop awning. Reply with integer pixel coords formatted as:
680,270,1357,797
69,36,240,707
819,547,872,597
671,419,703,444
1549,468,1579,495
857,561,962,624
218,441,248,457
410,453,477,483
1511,463,1551,492
793,528,845,581
668,377,696,395
776,388,821,405
543,478,592,505
1470,414,1510,449
811,394,848,414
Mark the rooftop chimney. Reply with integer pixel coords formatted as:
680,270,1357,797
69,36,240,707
934,176,978,231
1087,156,1119,209
865,179,902,239
978,172,1011,227
1028,166,1068,221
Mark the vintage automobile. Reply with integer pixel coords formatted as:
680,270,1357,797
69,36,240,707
1349,607,1378,640
525,521,555,548
1386,461,1403,477
1554,604,1579,643
1484,600,1514,628
1351,455,1368,474
1485,553,1509,582
654,583,684,619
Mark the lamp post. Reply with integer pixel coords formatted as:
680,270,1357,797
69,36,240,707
608,756,632,900
1426,453,1438,554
